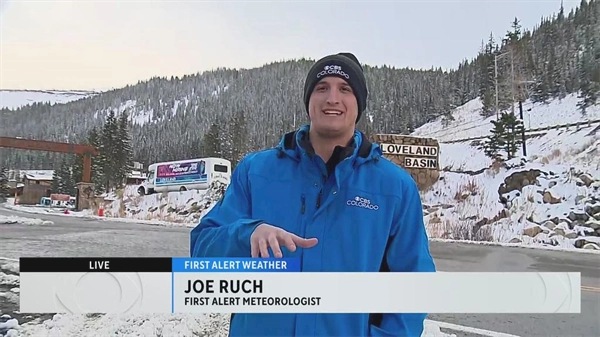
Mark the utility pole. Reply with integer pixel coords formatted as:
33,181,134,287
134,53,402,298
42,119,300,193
515,80,535,158
494,50,512,121
518,100,526,157
495,56,499,121
510,50,516,116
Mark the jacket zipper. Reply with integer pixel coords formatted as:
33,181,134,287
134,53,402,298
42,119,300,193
316,189,322,209
301,194,306,214
316,173,328,209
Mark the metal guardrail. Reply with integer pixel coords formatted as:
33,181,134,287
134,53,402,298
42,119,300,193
441,119,600,144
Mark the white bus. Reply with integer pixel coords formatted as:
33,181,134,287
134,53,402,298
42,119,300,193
137,157,231,196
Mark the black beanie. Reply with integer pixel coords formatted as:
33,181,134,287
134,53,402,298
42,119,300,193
303,52,368,123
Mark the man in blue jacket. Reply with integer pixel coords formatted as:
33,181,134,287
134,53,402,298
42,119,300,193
190,52,436,337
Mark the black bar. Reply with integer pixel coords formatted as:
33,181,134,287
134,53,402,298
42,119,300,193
19,257,172,272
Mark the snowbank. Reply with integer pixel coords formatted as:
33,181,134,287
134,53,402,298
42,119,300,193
4,313,455,337
0,215,53,226
410,92,600,252
2,200,95,218
99,181,227,226
423,157,600,252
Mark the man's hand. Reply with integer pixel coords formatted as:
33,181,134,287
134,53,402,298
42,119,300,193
251,223,318,258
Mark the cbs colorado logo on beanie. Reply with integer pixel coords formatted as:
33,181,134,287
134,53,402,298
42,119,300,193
317,65,350,80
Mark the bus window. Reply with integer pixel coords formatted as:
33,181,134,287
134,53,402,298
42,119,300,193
214,164,228,173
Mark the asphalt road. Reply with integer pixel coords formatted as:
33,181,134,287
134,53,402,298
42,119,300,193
1,206,599,337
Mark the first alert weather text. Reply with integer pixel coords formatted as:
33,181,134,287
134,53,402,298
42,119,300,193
183,279,322,307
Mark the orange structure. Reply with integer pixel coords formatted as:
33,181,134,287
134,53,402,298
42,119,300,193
0,137,99,210
0,137,98,182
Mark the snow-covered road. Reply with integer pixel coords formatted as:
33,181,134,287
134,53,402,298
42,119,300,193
1,206,598,337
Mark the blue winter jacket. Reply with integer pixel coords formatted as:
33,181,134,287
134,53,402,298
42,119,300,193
190,125,436,337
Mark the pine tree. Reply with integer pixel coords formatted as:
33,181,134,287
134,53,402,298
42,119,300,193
481,112,524,160
501,112,525,159
577,26,600,114
50,158,71,194
70,155,83,184
202,121,221,157
477,34,497,117
594,48,600,85
0,167,9,201
101,111,119,191
229,110,248,169
51,169,61,194
480,119,506,161
116,112,134,188
88,127,106,194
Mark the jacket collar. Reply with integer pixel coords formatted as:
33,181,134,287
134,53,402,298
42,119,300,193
276,124,382,166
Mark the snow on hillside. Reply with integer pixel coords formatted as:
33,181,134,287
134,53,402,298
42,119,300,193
422,158,600,251
94,97,193,127
438,122,600,174
414,93,600,251
5,92,597,254
98,181,228,226
412,93,600,142
0,90,98,110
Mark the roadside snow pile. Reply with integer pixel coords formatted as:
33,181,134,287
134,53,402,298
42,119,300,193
0,315,19,337
101,181,228,226
0,215,53,226
423,157,600,251
16,313,231,337
12,313,454,337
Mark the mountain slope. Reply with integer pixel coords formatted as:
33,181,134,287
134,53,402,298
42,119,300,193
1,0,598,170
0,90,98,110
416,94,600,251
11,93,593,251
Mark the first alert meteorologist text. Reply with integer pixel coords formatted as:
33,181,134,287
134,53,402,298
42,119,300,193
184,296,322,306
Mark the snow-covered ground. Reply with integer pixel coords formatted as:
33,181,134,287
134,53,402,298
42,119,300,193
99,181,226,225
7,313,453,337
0,215,53,226
0,90,98,110
412,93,600,143
437,122,600,175
407,93,600,252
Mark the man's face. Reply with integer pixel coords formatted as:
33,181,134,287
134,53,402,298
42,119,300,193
308,76,358,138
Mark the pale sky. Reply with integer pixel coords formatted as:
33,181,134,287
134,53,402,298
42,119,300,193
0,0,580,91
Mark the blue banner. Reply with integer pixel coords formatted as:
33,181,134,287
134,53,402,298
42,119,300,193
172,258,300,272
155,174,207,185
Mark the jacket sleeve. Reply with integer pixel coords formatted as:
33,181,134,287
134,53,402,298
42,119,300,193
189,154,265,258
369,176,437,337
